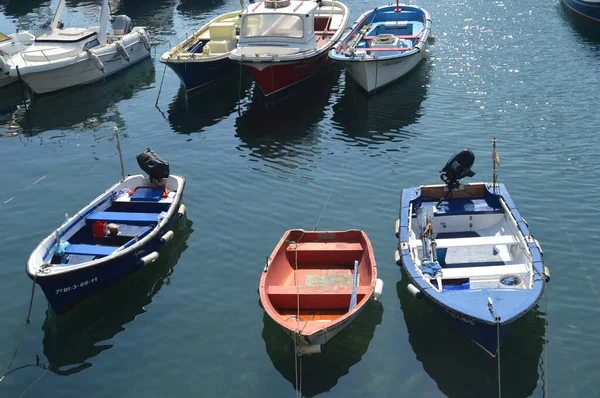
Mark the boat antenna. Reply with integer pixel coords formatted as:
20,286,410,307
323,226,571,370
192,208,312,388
492,137,500,196
114,126,126,181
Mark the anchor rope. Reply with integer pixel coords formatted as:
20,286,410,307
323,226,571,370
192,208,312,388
0,270,40,383
293,240,303,398
154,62,168,107
487,299,501,398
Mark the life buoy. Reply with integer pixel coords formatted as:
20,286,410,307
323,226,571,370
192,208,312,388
116,40,130,62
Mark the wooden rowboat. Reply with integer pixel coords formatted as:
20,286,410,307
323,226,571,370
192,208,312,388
260,229,383,354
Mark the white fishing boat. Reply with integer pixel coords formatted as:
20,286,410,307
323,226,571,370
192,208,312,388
0,30,35,88
6,0,152,94
329,3,432,92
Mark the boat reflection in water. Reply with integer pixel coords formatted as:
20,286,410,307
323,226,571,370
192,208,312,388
235,68,340,162
167,72,251,135
0,58,154,137
262,299,383,397
397,272,547,398
41,217,193,375
331,63,430,144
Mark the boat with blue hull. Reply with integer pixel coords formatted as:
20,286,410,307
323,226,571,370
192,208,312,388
329,3,432,93
562,0,600,22
160,10,241,91
27,149,186,314
394,146,550,356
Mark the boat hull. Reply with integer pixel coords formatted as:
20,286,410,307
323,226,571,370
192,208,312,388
348,51,425,92
0,74,17,88
164,57,236,92
17,34,151,94
242,51,329,97
562,0,600,21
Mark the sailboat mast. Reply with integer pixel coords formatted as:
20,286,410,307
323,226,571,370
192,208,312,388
97,0,110,45
51,0,66,29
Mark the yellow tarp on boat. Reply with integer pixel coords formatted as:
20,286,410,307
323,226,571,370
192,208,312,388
0,33,10,43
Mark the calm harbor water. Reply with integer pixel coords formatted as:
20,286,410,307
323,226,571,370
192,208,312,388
0,0,599,397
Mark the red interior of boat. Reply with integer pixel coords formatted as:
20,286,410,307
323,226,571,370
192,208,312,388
261,230,375,330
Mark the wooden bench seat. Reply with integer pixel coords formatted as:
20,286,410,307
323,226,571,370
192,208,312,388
63,244,118,257
286,241,363,265
410,235,519,249
439,263,529,280
267,285,371,309
87,211,161,224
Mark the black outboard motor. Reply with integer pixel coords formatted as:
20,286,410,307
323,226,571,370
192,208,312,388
435,149,475,207
137,148,169,184
440,149,475,190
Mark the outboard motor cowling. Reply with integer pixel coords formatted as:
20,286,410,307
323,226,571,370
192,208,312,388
137,148,169,182
440,149,475,190
113,15,132,36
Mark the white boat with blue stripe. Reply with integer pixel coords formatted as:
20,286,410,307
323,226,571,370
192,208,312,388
395,146,550,356
329,3,432,92
27,149,185,314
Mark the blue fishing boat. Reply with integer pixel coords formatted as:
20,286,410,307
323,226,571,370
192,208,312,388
160,10,241,91
329,3,433,92
27,149,186,314
562,0,600,22
395,143,550,356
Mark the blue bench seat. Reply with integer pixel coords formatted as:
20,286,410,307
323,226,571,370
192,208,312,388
64,244,118,256
86,211,161,224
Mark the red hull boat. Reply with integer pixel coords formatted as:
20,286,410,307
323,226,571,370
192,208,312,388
260,229,383,354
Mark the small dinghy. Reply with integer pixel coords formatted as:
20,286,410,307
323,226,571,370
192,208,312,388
261,229,383,355
395,142,550,356
329,2,432,92
27,149,186,314
160,10,241,92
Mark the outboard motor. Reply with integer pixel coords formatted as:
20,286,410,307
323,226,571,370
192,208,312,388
435,149,475,207
440,149,475,190
137,148,169,184
113,15,132,36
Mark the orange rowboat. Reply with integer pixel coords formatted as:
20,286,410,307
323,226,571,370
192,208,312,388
260,229,383,354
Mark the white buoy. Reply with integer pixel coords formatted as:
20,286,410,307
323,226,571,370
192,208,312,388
139,251,159,266
88,51,105,72
297,344,324,356
373,278,384,301
423,49,431,60
177,204,186,218
407,283,422,299
395,218,400,238
116,41,130,62
160,230,174,243
139,30,151,51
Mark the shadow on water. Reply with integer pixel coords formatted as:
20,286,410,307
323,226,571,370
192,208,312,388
262,299,383,397
0,0,48,18
113,0,178,36
235,68,340,161
396,272,547,398
331,62,430,145
168,72,251,135
0,58,155,138
176,0,226,18
39,216,193,376
559,3,600,45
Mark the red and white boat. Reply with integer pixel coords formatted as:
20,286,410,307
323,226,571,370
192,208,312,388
260,229,383,354
230,0,349,97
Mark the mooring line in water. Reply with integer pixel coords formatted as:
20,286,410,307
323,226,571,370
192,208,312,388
16,368,48,398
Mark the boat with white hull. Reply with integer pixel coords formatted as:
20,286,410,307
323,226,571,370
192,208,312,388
0,30,35,88
329,4,432,93
6,0,151,94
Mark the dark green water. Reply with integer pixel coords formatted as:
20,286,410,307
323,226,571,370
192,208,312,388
0,0,599,396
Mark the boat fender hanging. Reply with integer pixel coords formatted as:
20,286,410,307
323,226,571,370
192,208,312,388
394,249,401,266
177,204,186,218
543,265,551,283
87,50,105,72
139,30,152,51
427,35,436,45
139,251,159,266
407,283,422,299
116,41,130,62
160,230,174,243
423,49,431,60
297,344,325,356
373,278,384,301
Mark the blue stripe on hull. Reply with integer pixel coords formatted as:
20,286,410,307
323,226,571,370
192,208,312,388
166,58,236,92
38,217,176,314
562,0,600,21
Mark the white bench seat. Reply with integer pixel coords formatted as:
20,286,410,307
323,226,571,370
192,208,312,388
438,263,529,279
410,235,519,249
